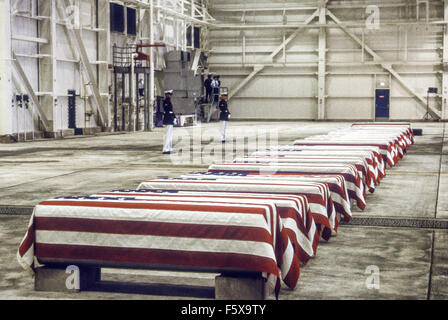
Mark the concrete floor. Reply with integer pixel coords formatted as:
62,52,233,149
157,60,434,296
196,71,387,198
0,121,447,300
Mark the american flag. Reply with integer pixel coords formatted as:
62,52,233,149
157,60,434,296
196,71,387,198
351,122,414,142
294,126,414,167
206,163,366,211
233,155,377,193
348,125,415,153
251,150,385,185
95,190,317,265
293,139,399,167
137,178,336,241
17,196,302,297
16,122,415,299
181,172,352,225
255,147,386,181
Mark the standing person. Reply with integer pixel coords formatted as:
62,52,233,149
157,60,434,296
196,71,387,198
218,92,230,143
211,75,220,105
204,74,213,103
162,90,176,154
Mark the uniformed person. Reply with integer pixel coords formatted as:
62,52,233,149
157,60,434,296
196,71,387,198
211,75,220,105
204,74,213,103
162,90,176,154
218,93,230,143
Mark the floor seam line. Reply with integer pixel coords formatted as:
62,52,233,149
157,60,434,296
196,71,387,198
434,123,446,219
427,230,435,300
0,169,91,191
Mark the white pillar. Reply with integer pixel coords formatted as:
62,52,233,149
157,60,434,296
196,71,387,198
442,0,448,120
0,0,13,135
39,0,56,132
149,0,155,131
317,0,327,120
98,0,111,128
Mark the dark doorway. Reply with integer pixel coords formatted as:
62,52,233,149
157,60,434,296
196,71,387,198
375,89,390,119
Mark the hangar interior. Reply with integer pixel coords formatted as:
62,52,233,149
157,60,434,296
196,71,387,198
1,0,448,301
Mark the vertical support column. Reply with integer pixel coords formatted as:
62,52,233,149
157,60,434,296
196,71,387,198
145,71,150,130
0,0,13,136
241,31,246,66
190,1,195,50
121,72,126,131
317,0,327,120
129,57,134,132
39,0,57,132
442,0,448,120
149,0,155,131
135,72,139,131
98,0,111,129
113,71,118,131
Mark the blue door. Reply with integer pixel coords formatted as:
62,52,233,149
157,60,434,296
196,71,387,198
375,89,390,118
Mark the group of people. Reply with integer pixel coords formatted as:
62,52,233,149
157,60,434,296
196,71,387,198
204,73,221,105
162,82,231,155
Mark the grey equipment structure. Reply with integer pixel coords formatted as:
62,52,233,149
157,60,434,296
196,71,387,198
112,43,165,132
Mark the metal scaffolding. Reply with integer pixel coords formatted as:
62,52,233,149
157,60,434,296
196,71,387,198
1,0,215,139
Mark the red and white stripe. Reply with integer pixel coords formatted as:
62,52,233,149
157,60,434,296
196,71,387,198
234,155,377,193
207,162,366,210
351,123,414,144
95,190,317,264
296,125,415,167
138,178,336,241
260,146,386,179
181,173,351,225
294,139,398,167
17,197,301,296
252,150,384,184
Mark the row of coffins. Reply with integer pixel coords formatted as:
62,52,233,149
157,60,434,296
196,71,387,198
17,122,414,298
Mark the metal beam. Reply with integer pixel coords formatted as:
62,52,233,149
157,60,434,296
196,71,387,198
327,9,441,120
12,52,50,131
228,10,318,100
268,10,319,62
209,3,317,12
60,0,108,127
149,0,155,131
11,35,48,43
442,0,448,120
122,0,214,25
37,0,56,133
228,65,263,100
191,49,202,76
211,18,448,30
98,0,111,128
210,2,438,12
0,0,13,135
317,1,327,120
11,0,27,17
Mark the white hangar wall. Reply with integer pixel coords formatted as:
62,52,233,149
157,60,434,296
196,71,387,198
3,0,211,138
9,0,106,136
207,0,447,121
